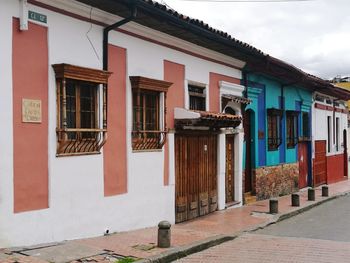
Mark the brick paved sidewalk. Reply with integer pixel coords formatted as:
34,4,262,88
1,179,350,263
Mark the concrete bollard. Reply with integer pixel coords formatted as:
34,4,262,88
158,221,171,248
269,198,278,214
308,188,315,201
322,185,329,197
291,193,300,207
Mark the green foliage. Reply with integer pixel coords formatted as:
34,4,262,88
116,257,137,263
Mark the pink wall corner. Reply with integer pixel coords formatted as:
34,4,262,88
12,18,49,213
209,72,240,112
103,45,128,196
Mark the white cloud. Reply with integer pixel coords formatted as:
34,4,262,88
161,0,350,79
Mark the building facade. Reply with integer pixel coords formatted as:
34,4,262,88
243,73,313,201
0,0,254,247
1,0,350,248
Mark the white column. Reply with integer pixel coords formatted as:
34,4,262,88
234,130,244,205
168,132,176,186
217,131,226,210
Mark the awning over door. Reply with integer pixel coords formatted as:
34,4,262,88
174,108,241,129
222,94,252,105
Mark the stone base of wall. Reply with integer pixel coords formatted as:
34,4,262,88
255,163,299,200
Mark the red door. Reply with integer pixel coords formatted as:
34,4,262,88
314,140,327,186
298,142,308,189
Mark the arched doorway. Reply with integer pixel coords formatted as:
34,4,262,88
244,109,255,193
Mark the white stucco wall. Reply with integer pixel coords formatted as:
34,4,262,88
0,0,243,247
312,96,348,158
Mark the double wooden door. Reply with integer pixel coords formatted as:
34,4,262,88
175,134,218,223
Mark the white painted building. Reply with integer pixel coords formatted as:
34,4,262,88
312,92,349,185
0,0,252,247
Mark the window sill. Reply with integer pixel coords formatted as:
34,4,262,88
268,148,279,152
56,151,101,157
132,149,163,153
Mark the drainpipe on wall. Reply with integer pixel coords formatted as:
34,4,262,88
101,5,137,129
103,5,137,71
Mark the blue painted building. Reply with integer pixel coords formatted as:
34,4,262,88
243,73,313,201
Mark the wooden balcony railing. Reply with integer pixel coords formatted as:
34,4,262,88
56,128,107,156
132,130,167,151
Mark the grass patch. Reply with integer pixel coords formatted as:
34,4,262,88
116,257,137,263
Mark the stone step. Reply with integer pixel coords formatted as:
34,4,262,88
244,192,257,205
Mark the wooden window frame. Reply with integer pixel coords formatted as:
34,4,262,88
188,84,206,111
327,116,332,153
301,112,310,140
53,64,111,157
267,108,283,151
336,117,340,151
130,76,172,151
286,110,299,149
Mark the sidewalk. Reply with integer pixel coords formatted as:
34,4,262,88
1,179,350,263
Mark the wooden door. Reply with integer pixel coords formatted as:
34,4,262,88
314,140,327,186
298,142,308,189
175,134,217,223
244,111,252,192
225,135,235,204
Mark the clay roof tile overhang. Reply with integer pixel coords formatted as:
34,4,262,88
75,0,350,101
175,110,242,129
75,0,266,64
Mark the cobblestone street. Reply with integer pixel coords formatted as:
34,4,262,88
176,233,350,263
176,194,350,263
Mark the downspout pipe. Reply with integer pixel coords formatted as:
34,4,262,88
103,6,137,71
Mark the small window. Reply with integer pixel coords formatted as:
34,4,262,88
267,109,283,151
53,64,111,156
302,112,310,138
336,117,340,151
188,84,206,111
286,111,299,148
130,76,172,151
327,116,332,153
315,95,324,103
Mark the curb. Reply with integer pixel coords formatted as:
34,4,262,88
136,235,236,263
136,190,350,263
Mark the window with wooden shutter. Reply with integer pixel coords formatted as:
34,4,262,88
130,76,172,151
267,108,283,151
53,64,111,156
286,110,299,148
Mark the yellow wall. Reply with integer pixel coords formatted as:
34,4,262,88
334,82,350,108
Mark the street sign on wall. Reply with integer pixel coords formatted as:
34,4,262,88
28,11,47,24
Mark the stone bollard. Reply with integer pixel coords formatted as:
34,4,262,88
291,193,300,207
269,198,278,214
322,185,329,197
308,188,315,201
158,221,171,248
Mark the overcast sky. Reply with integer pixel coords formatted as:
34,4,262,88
158,0,350,79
